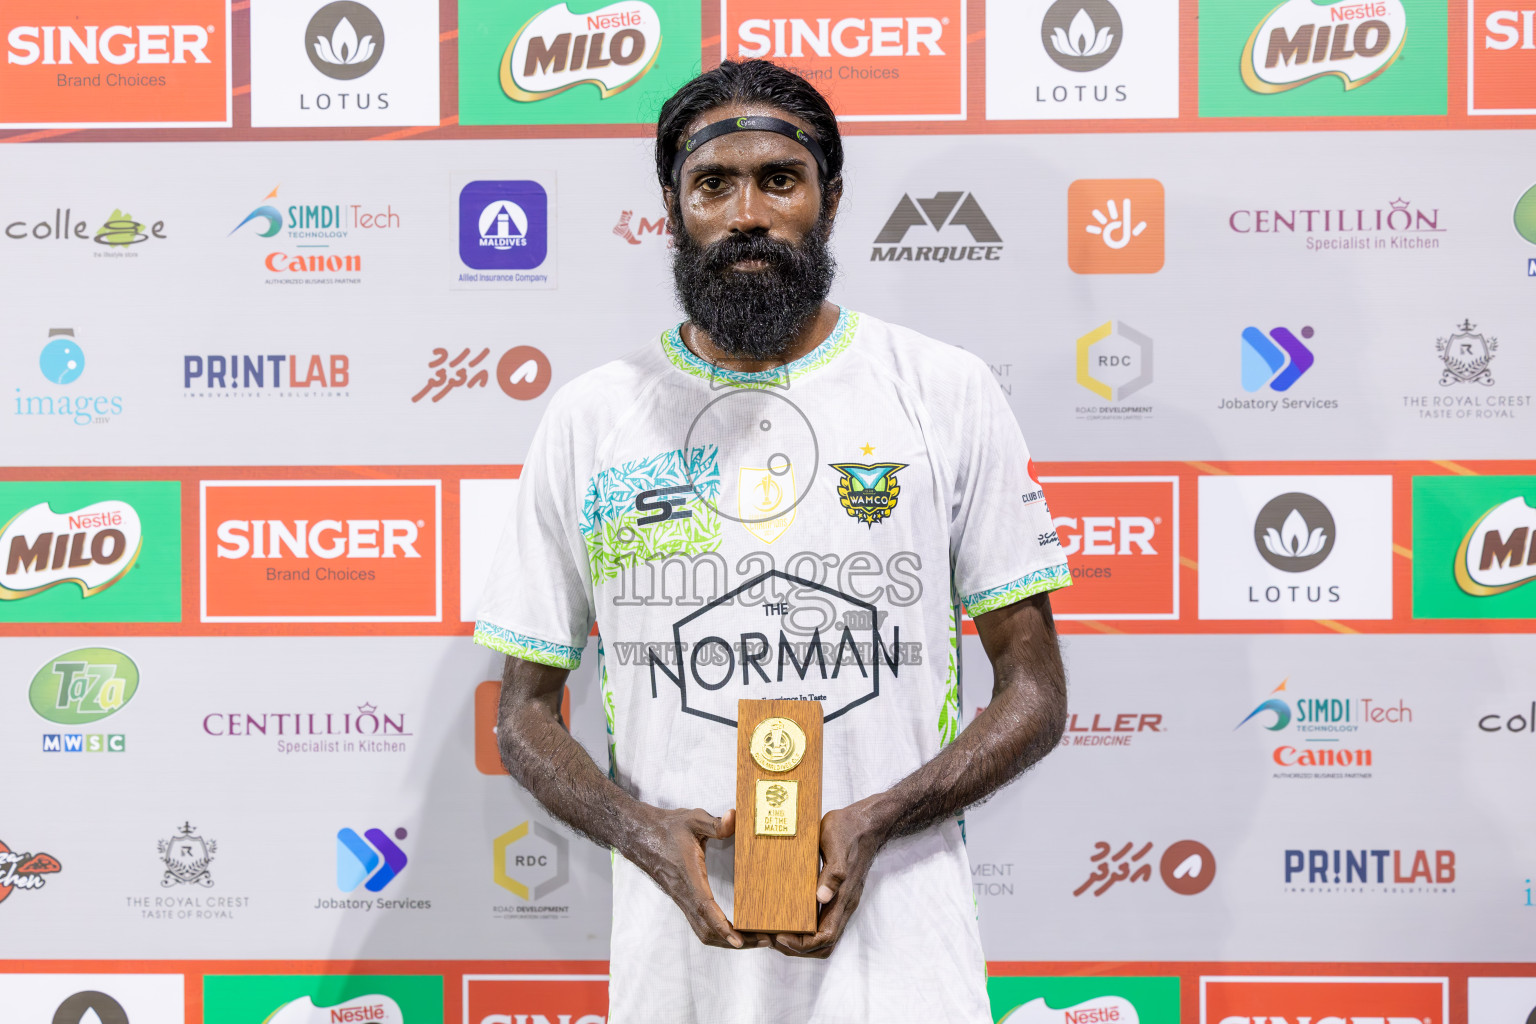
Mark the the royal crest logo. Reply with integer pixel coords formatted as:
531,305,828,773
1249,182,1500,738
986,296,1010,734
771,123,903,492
0,500,143,600
0,839,61,905
1241,0,1409,94
739,465,796,544
830,462,907,526
158,822,216,888
1436,319,1497,387
500,1,662,102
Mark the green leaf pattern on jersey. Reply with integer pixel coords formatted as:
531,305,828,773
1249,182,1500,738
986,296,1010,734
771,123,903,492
472,621,583,669
938,605,960,748
597,638,617,780
580,446,722,584
962,564,1072,617
660,308,859,390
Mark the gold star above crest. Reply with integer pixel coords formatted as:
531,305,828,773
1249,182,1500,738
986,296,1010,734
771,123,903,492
859,443,875,456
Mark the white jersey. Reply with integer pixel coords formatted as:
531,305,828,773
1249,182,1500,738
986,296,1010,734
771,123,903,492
475,308,1070,1024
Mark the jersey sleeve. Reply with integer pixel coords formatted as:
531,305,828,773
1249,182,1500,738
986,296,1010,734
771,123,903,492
949,362,1071,617
472,399,595,669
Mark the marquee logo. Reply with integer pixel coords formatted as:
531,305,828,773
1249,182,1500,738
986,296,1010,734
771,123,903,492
1042,476,1178,619
1,500,142,600
501,1,662,102
465,975,608,1024
1202,977,1447,1024
1241,0,1408,93
0,0,231,127
870,191,1002,261
1068,179,1164,274
200,480,441,622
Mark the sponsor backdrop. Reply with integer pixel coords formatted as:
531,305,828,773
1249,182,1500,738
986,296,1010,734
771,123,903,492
2,0,1534,1021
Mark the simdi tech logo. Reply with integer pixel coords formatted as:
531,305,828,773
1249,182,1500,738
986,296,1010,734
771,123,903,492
0,975,184,1021
989,976,1180,1024
202,976,443,1024
464,974,609,1024
0,481,181,623
1067,179,1164,274
724,0,966,121
1201,977,1448,1024
0,0,232,127
458,0,700,126
1199,0,1447,116
249,0,442,127
1236,677,1412,777
200,479,441,623
1469,0,1536,113
1413,475,1536,619
1038,476,1178,619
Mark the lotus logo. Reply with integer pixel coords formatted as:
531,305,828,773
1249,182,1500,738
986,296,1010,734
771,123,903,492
306,2,385,80
1042,0,1123,72
1254,492,1335,572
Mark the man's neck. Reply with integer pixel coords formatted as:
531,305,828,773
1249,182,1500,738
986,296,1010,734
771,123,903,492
679,301,841,374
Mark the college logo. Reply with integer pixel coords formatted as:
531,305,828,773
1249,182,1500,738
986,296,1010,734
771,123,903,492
1074,839,1216,897
1199,0,1447,116
1242,325,1315,392
158,821,216,887
0,0,232,128
460,0,698,125
337,827,408,892
459,180,549,271
870,191,1003,262
1470,0,1536,113
1068,179,1164,274
494,821,570,902
15,329,126,427
465,975,608,1024
0,839,61,904
1041,475,1178,619
1199,476,1392,620
203,977,441,1024
412,346,550,403
831,462,906,526
1,500,142,600
726,0,966,120
1202,977,1447,1024
991,977,1180,1024
200,480,441,622
1413,476,1536,618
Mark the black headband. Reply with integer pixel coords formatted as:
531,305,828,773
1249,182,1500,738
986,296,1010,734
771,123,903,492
670,115,829,186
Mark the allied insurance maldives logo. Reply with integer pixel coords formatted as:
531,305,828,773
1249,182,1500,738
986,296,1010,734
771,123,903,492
1198,0,1447,116
200,480,441,623
724,0,967,120
458,0,700,126
0,0,232,128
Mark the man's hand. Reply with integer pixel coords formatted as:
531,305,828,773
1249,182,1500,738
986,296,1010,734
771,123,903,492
769,794,890,958
630,806,748,950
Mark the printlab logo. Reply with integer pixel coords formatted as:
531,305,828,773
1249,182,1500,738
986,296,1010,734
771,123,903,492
1073,839,1216,896
493,820,571,916
870,191,1003,262
306,3,384,79
159,822,216,887
412,345,551,403
183,353,351,400
1043,0,1122,71
1075,320,1154,419
1067,179,1164,274
1254,492,1336,571
337,827,408,892
1283,847,1455,892
1471,0,1536,113
0,839,61,904
15,329,126,427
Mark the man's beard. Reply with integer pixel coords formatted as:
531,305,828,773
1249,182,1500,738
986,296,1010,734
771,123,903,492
670,213,837,361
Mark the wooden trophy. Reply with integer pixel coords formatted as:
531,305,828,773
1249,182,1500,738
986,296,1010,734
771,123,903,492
733,698,823,933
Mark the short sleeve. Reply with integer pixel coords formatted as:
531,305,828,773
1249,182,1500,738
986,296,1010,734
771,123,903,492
949,363,1071,617
473,401,595,669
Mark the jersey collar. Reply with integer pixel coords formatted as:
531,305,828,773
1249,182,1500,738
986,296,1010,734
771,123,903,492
661,307,858,390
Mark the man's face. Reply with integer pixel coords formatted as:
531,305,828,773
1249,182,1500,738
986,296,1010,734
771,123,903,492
668,102,838,361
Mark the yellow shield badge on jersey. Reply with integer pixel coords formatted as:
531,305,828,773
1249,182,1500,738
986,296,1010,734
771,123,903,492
739,466,796,544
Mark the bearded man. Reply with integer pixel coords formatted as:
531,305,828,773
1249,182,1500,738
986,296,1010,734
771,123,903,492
475,59,1072,1023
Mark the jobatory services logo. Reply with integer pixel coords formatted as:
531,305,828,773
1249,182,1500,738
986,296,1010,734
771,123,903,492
336,827,408,893
1199,0,1447,116
456,179,557,288
725,0,966,120
203,976,443,1024
0,0,232,127
1237,677,1413,778
1074,321,1154,420
870,190,1003,262
1413,475,1536,618
412,345,551,403
15,329,126,427
1198,476,1393,619
1068,179,1164,274
200,479,442,623
1073,839,1216,897
990,976,1180,1024
1202,977,1448,1024
0,482,182,623
0,839,61,905
1469,0,1536,113
464,975,608,1024
1039,475,1178,618
183,352,351,400
986,0,1179,119
459,0,698,125
31,646,138,755
1220,324,1341,413
249,0,440,127
0,976,185,1021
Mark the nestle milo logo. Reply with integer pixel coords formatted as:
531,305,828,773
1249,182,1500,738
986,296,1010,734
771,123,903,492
29,647,139,725
0,499,143,600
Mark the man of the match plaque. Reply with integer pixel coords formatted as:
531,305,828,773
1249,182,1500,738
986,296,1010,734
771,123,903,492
733,699,823,933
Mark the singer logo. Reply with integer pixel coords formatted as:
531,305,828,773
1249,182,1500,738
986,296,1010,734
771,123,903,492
0,0,231,127
465,974,608,1024
200,480,440,622
1039,476,1178,619
723,0,966,120
1470,0,1536,112
1200,976,1448,1024
1,500,142,600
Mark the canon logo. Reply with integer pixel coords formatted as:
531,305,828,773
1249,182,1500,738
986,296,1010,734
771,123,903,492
1485,9,1536,48
215,519,420,560
736,17,945,58
1052,515,1157,556
6,25,213,66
